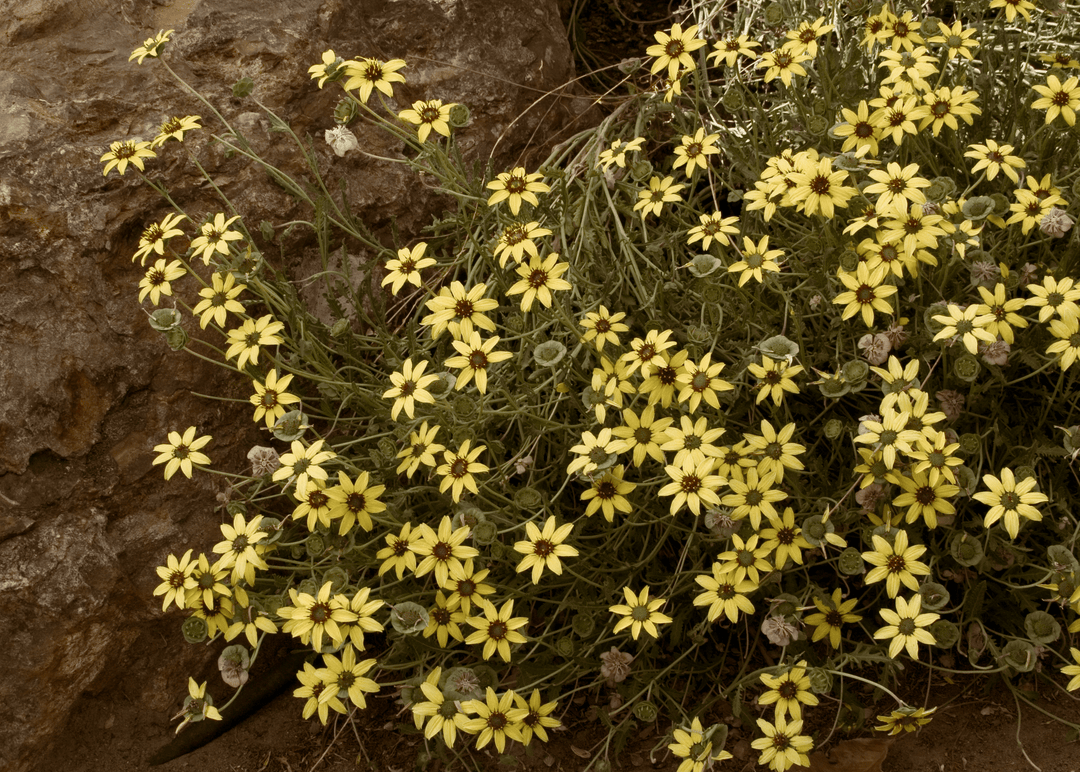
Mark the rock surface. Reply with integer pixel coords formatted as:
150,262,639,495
0,1,591,769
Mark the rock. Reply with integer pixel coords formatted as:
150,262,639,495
0,1,592,769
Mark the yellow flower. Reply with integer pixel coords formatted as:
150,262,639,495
273,438,336,492
790,156,858,219
1027,275,1080,323
882,10,924,52
611,405,672,466
513,516,578,584
129,29,173,64
743,420,804,483
567,428,619,476
621,328,676,378
153,426,212,480
865,162,930,217
756,48,812,86
190,213,244,264
875,706,936,735
751,715,813,772
716,533,773,584
672,128,720,177
436,440,489,501
929,20,979,60
465,600,529,662
882,204,946,256
729,235,783,285
193,271,246,329
506,252,572,311
1048,315,1080,370
398,99,454,142
638,349,688,407
805,588,862,648
871,95,930,146
508,689,560,745
833,262,898,327
668,717,732,772
580,464,636,521
422,281,499,340
326,470,385,534
759,507,812,568
634,175,685,218
414,675,471,747
989,0,1037,22
249,370,300,428
973,467,1048,538
395,421,445,478
974,283,1028,343
486,167,550,215
293,662,346,725
382,242,436,294
411,515,480,586
100,139,156,177
343,57,406,102
862,529,931,598
154,549,197,611
892,470,958,529
659,457,724,516
693,564,756,623
445,332,512,393
376,522,420,579
964,139,1026,183
423,593,467,649
212,513,269,585
676,353,734,412
721,467,786,529
226,314,285,370
317,647,379,709
133,212,187,265
646,23,706,79
138,258,185,305
710,33,760,67
383,357,439,420
292,480,334,531
580,306,628,352
833,100,882,157
687,211,740,250
340,586,386,650
597,137,645,170
610,585,673,640
278,582,358,651
874,594,938,659
493,221,552,267
444,558,495,614
660,415,725,468
1062,648,1080,691
782,16,833,58
151,114,202,148
878,46,938,93
932,303,996,354
920,85,981,136
748,357,804,406
759,661,819,721
180,678,223,728
854,409,922,469
307,50,346,88
1007,189,1062,234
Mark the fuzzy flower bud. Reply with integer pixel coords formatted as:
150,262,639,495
1040,207,1074,238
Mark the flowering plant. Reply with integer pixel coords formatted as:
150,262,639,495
119,0,1080,767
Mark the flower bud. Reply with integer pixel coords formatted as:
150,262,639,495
1039,206,1074,238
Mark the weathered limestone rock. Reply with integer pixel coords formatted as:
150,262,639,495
0,1,591,769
